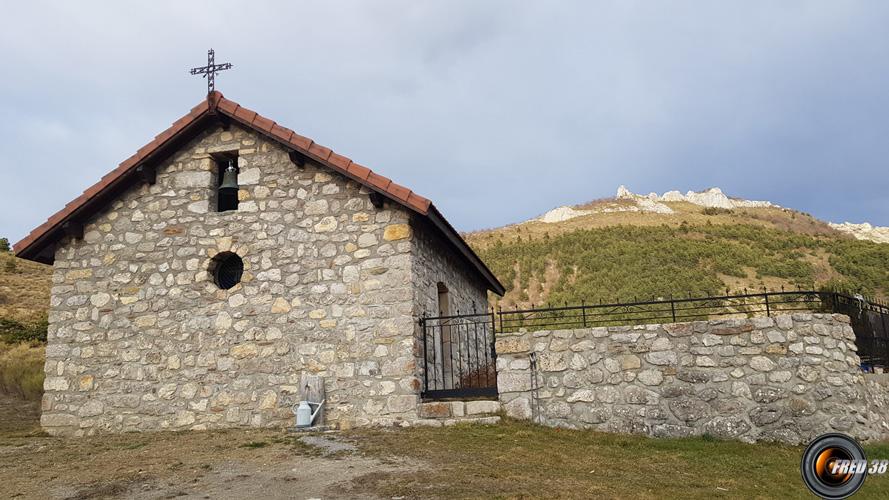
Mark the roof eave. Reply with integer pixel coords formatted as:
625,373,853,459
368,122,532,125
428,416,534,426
13,105,213,260
426,204,505,296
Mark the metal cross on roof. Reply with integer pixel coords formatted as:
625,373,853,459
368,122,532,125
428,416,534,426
189,49,232,94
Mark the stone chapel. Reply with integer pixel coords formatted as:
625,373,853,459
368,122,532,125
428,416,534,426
14,91,504,435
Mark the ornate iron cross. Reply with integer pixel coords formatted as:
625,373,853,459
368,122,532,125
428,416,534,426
189,49,232,94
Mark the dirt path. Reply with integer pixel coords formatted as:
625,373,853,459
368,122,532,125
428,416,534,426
0,395,420,500
0,393,40,436
55,454,411,500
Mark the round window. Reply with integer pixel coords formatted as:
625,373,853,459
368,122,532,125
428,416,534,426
211,252,244,290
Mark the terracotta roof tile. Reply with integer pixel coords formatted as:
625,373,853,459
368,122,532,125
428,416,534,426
233,106,256,124
155,127,176,143
307,143,332,161
347,162,371,181
252,114,275,133
366,172,392,191
136,138,161,158
327,152,351,170
270,124,294,143
407,193,431,212
387,182,411,203
82,184,104,198
119,155,140,170
290,133,312,150
216,98,238,115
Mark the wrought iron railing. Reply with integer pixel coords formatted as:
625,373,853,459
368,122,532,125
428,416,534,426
496,290,827,332
418,290,889,399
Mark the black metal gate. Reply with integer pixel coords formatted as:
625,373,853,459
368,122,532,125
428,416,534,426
825,293,889,369
420,311,498,399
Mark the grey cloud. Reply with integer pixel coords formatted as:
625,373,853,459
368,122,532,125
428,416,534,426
2,1,888,244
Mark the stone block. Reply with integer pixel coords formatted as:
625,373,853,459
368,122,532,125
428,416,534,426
749,356,777,372
41,413,78,428
775,315,793,330
173,171,212,188
465,400,500,415
383,224,411,241
78,400,105,417
503,397,532,420
230,344,258,359
386,395,416,413
538,352,568,372
451,401,465,417
637,369,663,386
495,337,531,354
618,354,641,370
498,372,532,393
702,416,750,440
44,377,69,391
645,351,677,366
418,402,452,419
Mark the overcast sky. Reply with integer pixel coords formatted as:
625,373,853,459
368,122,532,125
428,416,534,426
2,1,888,244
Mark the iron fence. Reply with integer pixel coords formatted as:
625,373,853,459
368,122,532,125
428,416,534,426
419,290,889,399
496,290,828,332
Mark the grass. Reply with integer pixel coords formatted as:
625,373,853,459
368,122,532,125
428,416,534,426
349,419,889,499
0,249,50,405
0,248,50,404
0,342,45,400
1,397,888,499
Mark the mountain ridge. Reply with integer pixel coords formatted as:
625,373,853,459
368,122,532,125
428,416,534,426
466,187,889,310
522,186,889,245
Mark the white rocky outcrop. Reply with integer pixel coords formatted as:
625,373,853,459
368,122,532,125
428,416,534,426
615,186,674,214
531,187,887,245
829,222,889,244
537,206,593,224
617,185,776,209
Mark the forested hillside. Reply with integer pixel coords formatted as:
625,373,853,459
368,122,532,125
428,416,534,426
467,202,889,309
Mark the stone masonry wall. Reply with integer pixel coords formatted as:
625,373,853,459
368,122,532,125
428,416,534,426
497,314,889,444
411,218,488,320
41,123,486,435
411,218,489,388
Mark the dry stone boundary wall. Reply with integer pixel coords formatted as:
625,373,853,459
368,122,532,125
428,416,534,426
496,313,889,444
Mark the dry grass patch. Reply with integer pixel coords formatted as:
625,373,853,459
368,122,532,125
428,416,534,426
0,253,52,324
348,419,889,499
0,343,45,401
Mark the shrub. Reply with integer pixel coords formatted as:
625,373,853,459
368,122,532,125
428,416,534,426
0,343,45,400
701,207,733,216
0,317,48,344
475,222,889,307
0,237,9,252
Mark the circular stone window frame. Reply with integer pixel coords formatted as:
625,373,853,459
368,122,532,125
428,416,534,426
209,251,245,290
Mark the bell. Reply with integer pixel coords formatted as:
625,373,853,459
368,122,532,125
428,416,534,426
219,161,239,194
